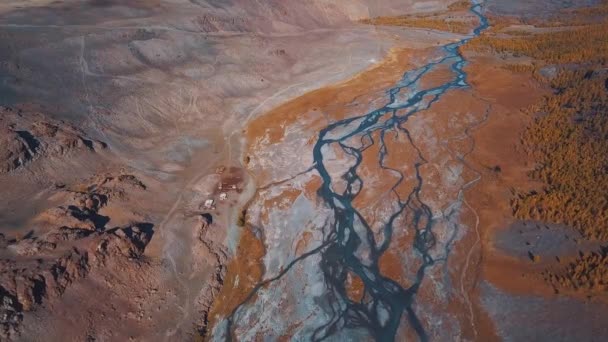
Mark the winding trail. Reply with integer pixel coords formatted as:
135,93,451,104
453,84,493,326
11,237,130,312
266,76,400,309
445,98,492,339
221,1,490,340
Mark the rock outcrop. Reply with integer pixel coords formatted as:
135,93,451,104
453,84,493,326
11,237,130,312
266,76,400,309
0,174,152,340
0,107,106,174
194,214,228,337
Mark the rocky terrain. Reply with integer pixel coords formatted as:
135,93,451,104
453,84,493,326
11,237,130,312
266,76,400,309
0,173,151,339
0,0,607,341
0,106,107,173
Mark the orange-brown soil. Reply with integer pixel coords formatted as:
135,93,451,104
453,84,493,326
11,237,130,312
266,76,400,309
212,13,600,337
345,271,365,302
207,225,266,330
245,48,421,150
378,250,411,288
462,53,550,297
419,64,456,90
237,42,548,339
209,48,435,332
352,130,400,211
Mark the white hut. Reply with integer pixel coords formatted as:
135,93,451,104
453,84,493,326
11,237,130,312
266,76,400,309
203,199,215,209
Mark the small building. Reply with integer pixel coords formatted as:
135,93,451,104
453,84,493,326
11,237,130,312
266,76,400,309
203,199,215,209
219,192,228,201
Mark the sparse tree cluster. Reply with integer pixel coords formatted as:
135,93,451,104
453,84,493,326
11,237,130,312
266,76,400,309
471,0,608,293
512,61,608,241
361,10,474,34
447,0,471,11
543,248,608,293
468,23,608,64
